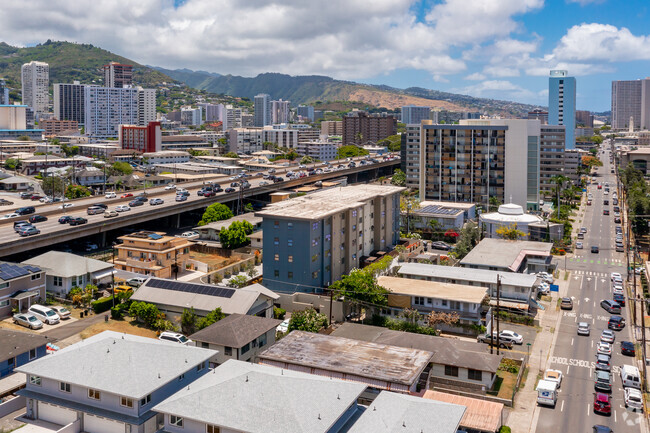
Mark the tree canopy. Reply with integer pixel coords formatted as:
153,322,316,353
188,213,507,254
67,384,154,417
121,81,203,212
65,184,91,199
300,156,314,164
198,203,233,226
223,152,239,158
110,161,133,175
391,169,406,186
288,308,328,333
495,223,526,240
337,145,369,159
219,220,254,249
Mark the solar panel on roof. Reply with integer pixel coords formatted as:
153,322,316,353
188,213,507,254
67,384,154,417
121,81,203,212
0,263,30,281
420,205,460,216
145,278,235,298
148,233,163,240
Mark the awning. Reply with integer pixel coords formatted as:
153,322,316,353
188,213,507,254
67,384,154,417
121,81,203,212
11,291,38,301
92,269,115,280
488,299,529,311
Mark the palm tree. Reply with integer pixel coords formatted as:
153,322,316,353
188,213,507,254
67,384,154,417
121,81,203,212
550,175,569,219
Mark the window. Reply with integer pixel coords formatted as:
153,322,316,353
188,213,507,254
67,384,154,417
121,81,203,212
274,254,279,261
288,255,293,263
178,374,185,381
170,416,183,427
60,382,71,393
288,272,293,279
444,366,459,377
224,346,232,356
258,333,267,347
53,276,62,286
31,273,41,280
468,369,483,381
287,239,293,247
197,361,205,372
29,375,41,386
140,394,151,406
273,221,279,228
0,300,8,308
441,299,448,307
88,389,101,400
206,425,220,433
29,348,36,360
0,282,8,289
201,342,209,349
121,397,133,408
273,237,279,246
274,270,279,277
414,296,424,306
287,222,293,229
241,343,250,354
312,271,318,279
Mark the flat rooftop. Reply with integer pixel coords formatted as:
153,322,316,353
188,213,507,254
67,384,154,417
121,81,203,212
378,276,487,304
460,238,552,269
398,262,538,287
255,184,404,221
424,390,503,433
258,330,432,387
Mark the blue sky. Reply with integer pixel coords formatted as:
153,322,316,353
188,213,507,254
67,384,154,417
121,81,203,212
2,0,650,111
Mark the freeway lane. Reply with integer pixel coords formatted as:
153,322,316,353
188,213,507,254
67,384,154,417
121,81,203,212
535,149,644,432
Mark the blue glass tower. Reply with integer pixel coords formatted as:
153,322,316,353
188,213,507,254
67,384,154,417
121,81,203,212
548,70,576,149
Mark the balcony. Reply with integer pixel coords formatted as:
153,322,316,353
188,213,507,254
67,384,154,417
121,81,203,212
126,258,162,269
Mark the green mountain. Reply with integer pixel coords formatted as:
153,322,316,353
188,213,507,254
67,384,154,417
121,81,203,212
0,40,177,96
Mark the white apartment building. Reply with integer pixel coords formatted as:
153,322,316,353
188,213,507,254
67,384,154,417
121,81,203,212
611,78,650,130
254,94,271,127
137,88,156,127
223,105,242,130
142,150,190,166
401,105,430,125
263,127,298,148
21,61,49,116
84,86,138,139
271,99,290,124
228,128,264,154
181,107,202,126
294,141,338,161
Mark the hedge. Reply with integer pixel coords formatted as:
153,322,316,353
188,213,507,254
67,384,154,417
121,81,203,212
91,296,115,314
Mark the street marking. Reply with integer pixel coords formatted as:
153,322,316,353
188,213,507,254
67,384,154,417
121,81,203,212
614,410,617,423
567,365,570,375
561,400,564,412
586,404,589,416
591,340,593,348
571,338,574,346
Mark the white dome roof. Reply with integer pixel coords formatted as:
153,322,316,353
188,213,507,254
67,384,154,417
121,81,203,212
498,203,524,215
480,203,542,224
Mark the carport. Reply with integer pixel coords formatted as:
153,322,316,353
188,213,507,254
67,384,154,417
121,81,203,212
11,290,38,313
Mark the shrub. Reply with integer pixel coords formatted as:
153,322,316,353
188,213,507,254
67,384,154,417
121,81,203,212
498,359,520,374
110,306,123,320
129,302,163,328
499,427,512,433
274,307,286,320
91,296,115,314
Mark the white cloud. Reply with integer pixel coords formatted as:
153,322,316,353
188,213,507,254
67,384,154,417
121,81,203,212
465,72,487,81
552,23,650,62
451,80,543,103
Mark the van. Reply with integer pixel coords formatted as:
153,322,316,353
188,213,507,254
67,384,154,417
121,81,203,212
620,364,641,389
28,304,60,325
87,206,105,215
536,379,558,407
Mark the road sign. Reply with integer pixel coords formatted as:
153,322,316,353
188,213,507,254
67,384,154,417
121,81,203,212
550,284,559,292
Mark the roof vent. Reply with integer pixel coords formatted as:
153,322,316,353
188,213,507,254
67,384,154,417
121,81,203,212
337,394,340,400
403,421,406,427
106,348,110,353
318,414,321,420
158,373,161,378
245,375,249,382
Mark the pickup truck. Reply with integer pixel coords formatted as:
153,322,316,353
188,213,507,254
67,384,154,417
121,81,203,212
477,333,513,349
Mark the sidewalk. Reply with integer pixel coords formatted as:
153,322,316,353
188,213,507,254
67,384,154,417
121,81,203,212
505,269,568,433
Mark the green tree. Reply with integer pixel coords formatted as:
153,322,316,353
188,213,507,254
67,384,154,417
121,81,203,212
224,152,239,158
198,203,233,226
17,135,30,141
219,220,254,249
450,222,480,260
217,137,227,146
42,176,65,197
188,149,209,157
3,158,20,171
244,202,254,213
495,223,527,240
288,308,328,333
111,161,134,175
330,269,389,316
196,307,225,330
489,196,501,212
129,302,163,328
65,184,92,199
228,275,249,288
181,307,198,335
337,145,369,159
81,284,98,308
391,169,406,186
300,156,314,164
286,150,298,161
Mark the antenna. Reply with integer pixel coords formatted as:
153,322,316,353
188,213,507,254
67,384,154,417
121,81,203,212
158,373,161,378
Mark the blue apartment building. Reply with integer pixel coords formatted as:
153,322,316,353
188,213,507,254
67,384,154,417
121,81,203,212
548,70,576,149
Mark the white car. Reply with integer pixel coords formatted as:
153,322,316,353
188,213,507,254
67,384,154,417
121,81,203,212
543,369,563,388
625,387,644,411
597,342,612,356
179,231,199,239
576,241,583,249
611,272,622,281
276,319,289,333
164,184,176,190
612,285,624,295
115,205,130,212
58,203,74,209
158,331,191,345
39,197,52,203
105,192,117,199
499,330,523,344
3,213,19,219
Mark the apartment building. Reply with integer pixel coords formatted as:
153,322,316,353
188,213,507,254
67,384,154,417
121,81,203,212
53,82,87,125
294,141,338,161
401,105,430,125
40,119,79,136
0,262,44,319
119,122,162,153
262,127,298,148
254,94,271,127
296,104,314,121
142,151,190,166
21,61,49,116
611,78,650,130
342,111,397,145
539,125,566,196
270,99,290,124
321,120,342,136
256,185,404,293
181,107,202,126
576,110,594,128
137,88,156,127
228,128,264,154
548,70,576,149
401,124,420,188
84,86,138,139
527,109,548,124
103,62,133,88
114,231,192,278
0,78,8,105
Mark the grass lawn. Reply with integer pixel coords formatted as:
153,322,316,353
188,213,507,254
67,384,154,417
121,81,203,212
488,370,519,399
80,318,158,340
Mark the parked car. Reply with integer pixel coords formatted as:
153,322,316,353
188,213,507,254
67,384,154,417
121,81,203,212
624,387,644,411
68,217,88,226
104,210,119,218
576,241,583,249
28,305,60,325
128,200,144,207
158,331,192,345
621,341,636,356
560,297,573,310
126,277,147,287
477,333,513,349
13,313,43,330
49,306,71,319
113,285,133,295
16,206,35,215
499,330,523,344
149,198,164,206
18,226,40,236
608,315,625,330
577,322,590,336
115,205,130,212
600,300,621,314
276,319,290,333
430,241,452,251
601,330,616,344
179,231,199,239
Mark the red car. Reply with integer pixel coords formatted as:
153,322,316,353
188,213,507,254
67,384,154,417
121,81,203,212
121,193,133,198
598,184,602,189
594,392,611,415
30,195,43,201
203,191,216,197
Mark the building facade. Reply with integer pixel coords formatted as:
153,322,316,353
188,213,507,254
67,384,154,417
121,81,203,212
257,185,404,293
401,124,420,188
137,88,156,127
270,99,290,124
119,122,162,153
294,141,338,161
40,119,79,136
21,61,49,117
321,120,342,136
401,105,430,125
611,78,650,130
539,124,566,196
0,78,9,105
103,62,133,88
0,262,44,319
548,70,576,149
296,104,314,121
84,86,138,139
576,110,594,128
342,112,397,145
527,109,548,124
53,83,87,125
114,231,192,278
254,93,271,127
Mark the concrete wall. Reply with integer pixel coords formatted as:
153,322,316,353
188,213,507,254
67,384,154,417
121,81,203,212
429,363,495,390
275,292,345,322
0,395,25,417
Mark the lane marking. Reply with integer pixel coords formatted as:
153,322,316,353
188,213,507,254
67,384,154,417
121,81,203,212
561,400,564,412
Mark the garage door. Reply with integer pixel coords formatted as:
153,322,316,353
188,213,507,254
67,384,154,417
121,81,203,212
84,414,124,433
38,402,77,425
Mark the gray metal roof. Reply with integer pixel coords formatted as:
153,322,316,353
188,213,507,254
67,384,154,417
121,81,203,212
189,314,281,348
153,360,366,433
460,238,552,269
346,391,465,433
398,263,537,287
0,329,51,363
16,331,216,399
22,251,114,279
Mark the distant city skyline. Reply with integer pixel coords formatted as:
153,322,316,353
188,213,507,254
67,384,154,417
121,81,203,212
2,0,650,111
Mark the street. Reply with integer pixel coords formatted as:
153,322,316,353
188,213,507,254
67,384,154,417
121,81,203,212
534,148,645,432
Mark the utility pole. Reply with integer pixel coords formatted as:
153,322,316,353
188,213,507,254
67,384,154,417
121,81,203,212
496,275,501,356
642,292,648,393
633,248,637,328
329,288,334,326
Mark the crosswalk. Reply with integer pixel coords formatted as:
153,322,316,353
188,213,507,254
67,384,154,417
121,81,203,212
568,257,624,266
572,270,611,277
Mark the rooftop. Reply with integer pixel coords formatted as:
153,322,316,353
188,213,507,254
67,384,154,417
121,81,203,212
188,314,281,348
0,261,41,282
460,238,552,270
193,213,263,232
347,391,465,433
131,279,278,315
16,331,215,399
330,323,502,373
398,262,538,287
22,251,112,279
479,203,542,224
153,360,366,433
0,329,51,363
379,276,488,304
258,330,432,387
118,231,187,244
255,184,404,221
424,391,503,432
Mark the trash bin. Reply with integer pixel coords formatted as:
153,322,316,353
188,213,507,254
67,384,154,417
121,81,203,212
105,315,109,322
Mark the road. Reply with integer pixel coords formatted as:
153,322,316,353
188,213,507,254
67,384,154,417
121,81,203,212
534,147,644,432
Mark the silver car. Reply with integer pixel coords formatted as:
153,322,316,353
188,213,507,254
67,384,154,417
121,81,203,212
577,322,590,336
13,313,43,330
50,306,71,319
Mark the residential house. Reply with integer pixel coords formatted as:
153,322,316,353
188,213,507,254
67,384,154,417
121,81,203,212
113,231,193,279
193,214,263,242
153,360,367,433
402,201,476,232
460,238,554,274
424,391,504,433
0,329,50,378
0,262,44,318
130,279,278,320
0,175,39,191
331,323,502,392
189,314,280,366
16,331,215,433
23,252,114,297
397,262,540,313
75,167,107,187
258,330,432,395
346,391,465,433
377,276,487,326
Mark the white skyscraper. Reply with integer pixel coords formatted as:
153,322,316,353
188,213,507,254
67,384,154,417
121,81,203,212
84,86,138,139
0,79,9,105
401,105,431,125
21,61,49,116
137,87,156,126
254,93,271,127
271,99,290,124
